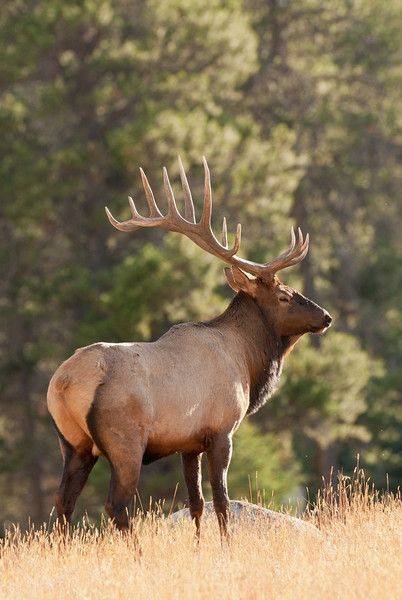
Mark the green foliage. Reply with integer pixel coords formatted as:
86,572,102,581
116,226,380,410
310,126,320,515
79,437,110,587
229,421,300,505
272,333,380,448
101,234,225,342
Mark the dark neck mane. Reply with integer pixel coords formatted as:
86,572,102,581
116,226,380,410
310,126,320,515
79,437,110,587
204,292,290,415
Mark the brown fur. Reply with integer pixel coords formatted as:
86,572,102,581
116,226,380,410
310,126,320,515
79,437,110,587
48,268,331,539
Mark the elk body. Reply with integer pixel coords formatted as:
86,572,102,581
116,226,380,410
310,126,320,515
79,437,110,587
47,157,332,539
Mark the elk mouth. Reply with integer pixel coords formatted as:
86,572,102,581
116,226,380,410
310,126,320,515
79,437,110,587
309,313,332,334
310,325,329,334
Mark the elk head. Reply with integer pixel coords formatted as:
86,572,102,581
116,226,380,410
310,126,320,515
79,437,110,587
105,157,332,339
223,261,332,339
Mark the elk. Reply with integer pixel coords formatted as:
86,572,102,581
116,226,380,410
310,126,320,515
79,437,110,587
47,157,332,540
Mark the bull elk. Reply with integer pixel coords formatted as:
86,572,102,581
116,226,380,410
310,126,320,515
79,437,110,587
47,157,332,540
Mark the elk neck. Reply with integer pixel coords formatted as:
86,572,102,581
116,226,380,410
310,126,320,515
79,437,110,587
205,292,291,415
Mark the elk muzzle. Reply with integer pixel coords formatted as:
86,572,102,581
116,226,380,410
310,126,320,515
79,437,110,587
310,309,332,333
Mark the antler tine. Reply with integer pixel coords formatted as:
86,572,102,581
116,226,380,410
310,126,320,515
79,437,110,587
285,230,309,267
105,205,142,232
139,168,163,218
287,226,297,253
289,227,308,261
221,216,242,256
163,167,181,220
222,217,228,248
280,227,303,264
296,227,303,251
304,232,310,252
128,196,140,219
106,167,165,232
197,157,241,258
229,226,309,278
200,156,212,228
262,227,309,273
232,223,242,256
178,156,196,224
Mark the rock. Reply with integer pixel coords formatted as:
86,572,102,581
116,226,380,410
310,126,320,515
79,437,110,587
169,500,320,536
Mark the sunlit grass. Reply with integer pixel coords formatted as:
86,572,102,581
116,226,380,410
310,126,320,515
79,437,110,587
1,469,401,600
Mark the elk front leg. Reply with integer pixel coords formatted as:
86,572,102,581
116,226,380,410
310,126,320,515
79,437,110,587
105,456,142,532
207,433,233,541
100,428,144,532
182,452,204,540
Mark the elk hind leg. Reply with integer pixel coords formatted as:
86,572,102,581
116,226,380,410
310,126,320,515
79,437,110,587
182,452,204,540
54,427,97,528
207,433,232,542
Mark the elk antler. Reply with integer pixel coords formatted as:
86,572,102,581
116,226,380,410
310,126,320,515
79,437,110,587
105,157,309,279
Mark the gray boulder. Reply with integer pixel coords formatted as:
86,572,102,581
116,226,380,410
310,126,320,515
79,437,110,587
169,500,320,536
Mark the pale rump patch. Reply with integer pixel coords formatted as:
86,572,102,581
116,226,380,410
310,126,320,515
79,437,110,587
47,345,108,451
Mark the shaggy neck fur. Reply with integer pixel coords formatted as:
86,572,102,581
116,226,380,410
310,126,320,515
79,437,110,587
206,292,292,415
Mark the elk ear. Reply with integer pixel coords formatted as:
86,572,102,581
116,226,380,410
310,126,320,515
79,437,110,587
224,267,257,296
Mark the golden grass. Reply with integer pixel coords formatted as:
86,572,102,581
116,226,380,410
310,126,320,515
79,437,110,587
1,470,401,600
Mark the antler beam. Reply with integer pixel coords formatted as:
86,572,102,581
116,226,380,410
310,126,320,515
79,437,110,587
105,157,309,278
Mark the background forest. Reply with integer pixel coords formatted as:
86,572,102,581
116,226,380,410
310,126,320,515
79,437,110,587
0,0,401,527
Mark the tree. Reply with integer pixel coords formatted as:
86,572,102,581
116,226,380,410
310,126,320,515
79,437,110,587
261,333,379,486
243,0,402,485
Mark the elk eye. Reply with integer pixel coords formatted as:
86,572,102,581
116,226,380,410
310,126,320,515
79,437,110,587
279,295,290,303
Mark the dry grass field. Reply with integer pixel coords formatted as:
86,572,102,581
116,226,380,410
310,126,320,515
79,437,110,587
1,471,401,600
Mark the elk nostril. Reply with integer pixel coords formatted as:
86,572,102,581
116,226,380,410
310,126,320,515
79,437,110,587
324,313,332,326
